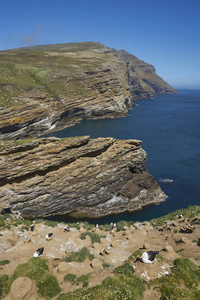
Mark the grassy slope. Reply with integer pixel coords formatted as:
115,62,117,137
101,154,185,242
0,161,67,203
0,42,108,108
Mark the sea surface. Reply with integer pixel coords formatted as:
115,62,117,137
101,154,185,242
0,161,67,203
45,90,200,224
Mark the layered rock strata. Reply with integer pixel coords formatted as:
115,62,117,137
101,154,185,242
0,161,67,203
0,42,177,140
0,136,166,218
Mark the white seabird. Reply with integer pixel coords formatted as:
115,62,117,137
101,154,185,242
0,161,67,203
63,226,70,232
106,244,111,251
140,251,159,264
67,243,71,251
46,233,53,241
33,247,44,257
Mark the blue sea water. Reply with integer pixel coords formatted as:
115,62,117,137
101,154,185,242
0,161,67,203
45,90,200,224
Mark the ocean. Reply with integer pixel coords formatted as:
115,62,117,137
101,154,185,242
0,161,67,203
44,90,200,224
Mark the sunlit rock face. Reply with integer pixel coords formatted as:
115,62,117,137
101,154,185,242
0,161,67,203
0,42,177,140
0,136,166,218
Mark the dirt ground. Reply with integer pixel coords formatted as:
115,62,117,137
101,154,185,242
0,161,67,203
1,215,200,299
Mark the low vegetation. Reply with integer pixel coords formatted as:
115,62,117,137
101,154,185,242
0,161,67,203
57,262,146,300
151,205,200,227
1,257,61,299
63,247,95,263
80,231,106,244
1,205,200,299
0,260,10,266
150,258,200,299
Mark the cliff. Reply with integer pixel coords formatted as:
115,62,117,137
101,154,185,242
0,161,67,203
0,136,166,218
0,42,177,140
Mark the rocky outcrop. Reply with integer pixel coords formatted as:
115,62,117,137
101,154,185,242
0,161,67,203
0,136,166,218
116,50,177,99
0,42,177,140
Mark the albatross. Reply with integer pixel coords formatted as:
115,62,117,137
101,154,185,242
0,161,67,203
33,247,44,257
140,250,159,264
46,233,53,241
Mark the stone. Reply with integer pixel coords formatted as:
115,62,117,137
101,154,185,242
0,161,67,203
180,237,190,244
10,277,35,300
92,242,101,250
110,240,118,247
6,232,19,245
91,258,103,270
143,243,150,249
164,245,174,253
57,261,70,274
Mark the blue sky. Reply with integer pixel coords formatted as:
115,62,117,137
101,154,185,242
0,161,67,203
1,0,200,89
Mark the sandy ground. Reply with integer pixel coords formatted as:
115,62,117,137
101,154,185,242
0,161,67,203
1,215,200,299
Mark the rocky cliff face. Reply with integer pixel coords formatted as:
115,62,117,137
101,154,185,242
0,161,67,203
0,137,166,218
0,42,177,140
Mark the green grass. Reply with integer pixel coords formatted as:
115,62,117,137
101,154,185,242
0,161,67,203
3,257,61,299
57,262,146,300
64,273,77,284
0,275,9,298
176,248,185,253
102,262,113,269
151,258,200,299
76,273,91,288
156,254,166,262
151,205,200,227
0,260,10,266
126,250,143,264
79,231,106,244
36,272,61,299
0,42,107,108
44,220,58,227
64,273,90,287
63,247,95,263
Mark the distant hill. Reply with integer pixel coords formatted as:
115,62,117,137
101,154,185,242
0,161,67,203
0,42,177,139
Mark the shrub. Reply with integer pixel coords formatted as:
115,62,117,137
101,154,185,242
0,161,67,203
79,231,106,244
3,257,61,299
0,260,10,266
102,262,112,269
64,273,77,284
63,247,95,263
44,220,57,227
56,262,146,300
36,272,61,299
151,258,200,299
76,273,90,287
115,263,136,278
0,274,9,298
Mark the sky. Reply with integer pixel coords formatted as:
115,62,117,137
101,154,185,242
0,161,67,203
0,0,200,89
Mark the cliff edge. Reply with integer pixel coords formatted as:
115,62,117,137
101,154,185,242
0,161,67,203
0,42,177,140
0,136,166,218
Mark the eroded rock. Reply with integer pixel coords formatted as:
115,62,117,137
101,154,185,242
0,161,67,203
0,137,166,218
